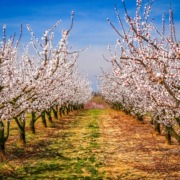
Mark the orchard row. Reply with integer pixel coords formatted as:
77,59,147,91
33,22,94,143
99,0,180,145
0,12,92,153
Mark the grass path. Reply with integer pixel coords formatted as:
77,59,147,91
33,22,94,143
0,108,180,179
0,109,105,179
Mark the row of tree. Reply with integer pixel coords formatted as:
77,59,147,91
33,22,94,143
0,12,92,154
99,0,179,144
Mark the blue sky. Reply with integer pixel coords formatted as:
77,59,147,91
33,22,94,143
0,0,180,91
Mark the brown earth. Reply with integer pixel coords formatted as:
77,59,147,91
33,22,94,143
98,109,180,179
0,97,179,179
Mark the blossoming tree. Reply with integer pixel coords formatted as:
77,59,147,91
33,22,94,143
100,0,180,144
0,12,92,153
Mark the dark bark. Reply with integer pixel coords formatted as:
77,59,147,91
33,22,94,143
169,126,180,144
165,126,172,145
0,122,5,154
52,107,58,119
30,121,36,134
0,121,10,154
41,111,47,127
136,113,143,122
46,110,53,123
58,106,62,117
60,107,65,116
65,107,68,115
20,129,26,145
1,144,5,152
30,111,36,134
14,117,26,145
68,105,72,112
154,121,161,134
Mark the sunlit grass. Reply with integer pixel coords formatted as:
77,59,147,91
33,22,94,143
0,109,105,179
1,108,179,179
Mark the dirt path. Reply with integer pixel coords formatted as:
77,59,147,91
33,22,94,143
98,109,180,179
1,108,180,179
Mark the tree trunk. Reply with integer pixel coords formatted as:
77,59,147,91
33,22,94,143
41,111,47,127
0,121,10,154
30,111,36,134
1,143,5,152
69,105,72,112
0,143,5,157
58,107,61,117
154,121,161,134
19,120,26,145
60,107,65,116
46,111,53,123
65,107,68,115
136,113,143,122
14,116,26,145
165,126,172,145
20,129,26,145
67,104,72,114
52,107,58,119
175,117,180,128
0,121,5,154
169,126,180,144
30,120,36,134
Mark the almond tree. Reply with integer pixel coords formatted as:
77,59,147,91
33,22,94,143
0,12,92,153
0,24,23,152
100,0,180,144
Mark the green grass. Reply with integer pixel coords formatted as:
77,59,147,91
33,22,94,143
2,108,178,179
0,109,105,179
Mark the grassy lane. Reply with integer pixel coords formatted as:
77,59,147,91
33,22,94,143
0,109,105,179
1,107,180,179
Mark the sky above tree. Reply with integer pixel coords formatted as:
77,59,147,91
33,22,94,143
0,0,180,91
